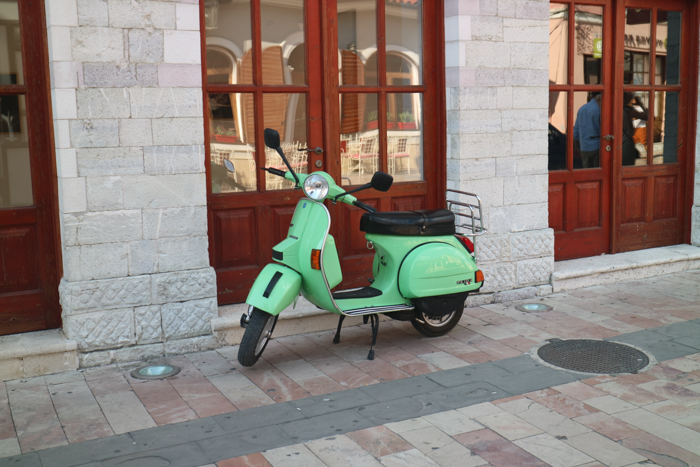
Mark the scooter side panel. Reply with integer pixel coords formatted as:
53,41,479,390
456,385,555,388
398,242,481,299
246,263,302,316
323,235,342,289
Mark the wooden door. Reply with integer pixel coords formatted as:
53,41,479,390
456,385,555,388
0,0,61,335
613,0,693,251
202,0,445,303
548,0,696,260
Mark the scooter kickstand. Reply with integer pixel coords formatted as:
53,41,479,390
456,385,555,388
332,315,345,344
367,314,379,360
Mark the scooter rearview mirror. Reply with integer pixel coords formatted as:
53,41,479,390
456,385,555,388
264,128,281,149
370,171,393,192
223,159,235,173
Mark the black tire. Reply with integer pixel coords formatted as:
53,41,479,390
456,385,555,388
411,305,464,337
238,308,278,367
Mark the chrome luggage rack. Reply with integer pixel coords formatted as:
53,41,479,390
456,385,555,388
446,189,486,257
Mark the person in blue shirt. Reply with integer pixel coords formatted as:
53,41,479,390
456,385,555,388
573,92,601,168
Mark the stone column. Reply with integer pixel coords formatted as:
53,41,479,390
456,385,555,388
445,0,554,302
47,0,218,365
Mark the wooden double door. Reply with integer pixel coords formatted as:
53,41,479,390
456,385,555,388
548,0,696,260
202,0,445,303
0,0,61,335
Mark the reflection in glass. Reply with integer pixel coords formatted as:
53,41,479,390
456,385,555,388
205,0,252,84
389,93,423,183
209,93,256,193
0,0,24,86
624,9,651,85
264,93,308,190
548,91,567,171
0,95,33,207
573,92,601,169
653,91,679,165
338,0,377,86
340,94,378,186
549,4,568,85
658,11,682,85
261,0,305,85
622,91,649,166
385,0,421,85
574,5,603,85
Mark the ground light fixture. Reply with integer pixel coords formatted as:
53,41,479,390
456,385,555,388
130,364,181,380
515,303,553,313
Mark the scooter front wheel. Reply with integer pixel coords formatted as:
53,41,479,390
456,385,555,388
411,305,464,337
238,308,278,367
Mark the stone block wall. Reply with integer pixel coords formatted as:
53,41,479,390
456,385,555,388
445,0,554,298
46,0,218,364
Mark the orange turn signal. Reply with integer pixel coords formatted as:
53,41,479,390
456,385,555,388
475,270,484,283
311,249,322,270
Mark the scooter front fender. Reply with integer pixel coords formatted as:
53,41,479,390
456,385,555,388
246,264,302,316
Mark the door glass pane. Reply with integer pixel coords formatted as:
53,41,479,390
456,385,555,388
622,91,649,166
573,91,601,169
657,11,682,85
574,5,603,85
385,0,421,85
0,95,32,207
261,0,305,85
264,93,307,190
338,0,377,86
340,93,378,186
209,93,256,193
548,91,567,171
205,0,252,85
549,4,568,85
0,1,23,86
624,9,651,85
652,91,679,165
389,93,422,183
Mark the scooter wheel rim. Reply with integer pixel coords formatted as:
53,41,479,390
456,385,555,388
421,311,455,327
255,316,276,355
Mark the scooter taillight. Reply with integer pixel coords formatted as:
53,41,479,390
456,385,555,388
455,235,474,254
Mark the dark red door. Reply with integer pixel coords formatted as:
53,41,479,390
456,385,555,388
201,0,446,303
0,0,61,335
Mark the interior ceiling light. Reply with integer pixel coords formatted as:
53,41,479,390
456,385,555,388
130,364,181,380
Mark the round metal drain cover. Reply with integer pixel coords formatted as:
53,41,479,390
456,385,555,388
537,339,649,374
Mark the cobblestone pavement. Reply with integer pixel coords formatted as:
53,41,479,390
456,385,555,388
1,270,699,466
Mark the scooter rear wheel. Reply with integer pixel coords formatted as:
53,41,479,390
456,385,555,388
411,305,464,337
238,308,278,367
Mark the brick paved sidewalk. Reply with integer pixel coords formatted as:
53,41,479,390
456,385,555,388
1,270,699,466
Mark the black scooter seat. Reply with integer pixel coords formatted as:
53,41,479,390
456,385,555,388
360,209,455,236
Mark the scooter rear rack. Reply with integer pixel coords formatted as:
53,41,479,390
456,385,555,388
446,189,486,259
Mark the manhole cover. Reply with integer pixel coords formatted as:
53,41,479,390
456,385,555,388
537,339,649,374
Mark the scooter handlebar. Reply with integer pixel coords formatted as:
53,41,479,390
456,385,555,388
261,167,286,177
353,200,377,213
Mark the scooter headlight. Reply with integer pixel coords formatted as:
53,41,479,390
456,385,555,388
303,174,329,200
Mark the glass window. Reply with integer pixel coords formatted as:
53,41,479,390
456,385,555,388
574,5,603,85
263,93,308,190
205,0,252,85
549,4,568,85
548,91,567,171
622,91,649,166
209,93,256,193
338,0,377,86
0,95,32,207
652,91,679,165
340,93,378,186
0,0,23,85
261,0,305,85
657,11,681,85
624,9,651,85
389,93,422,183
573,91,601,169
385,0,421,85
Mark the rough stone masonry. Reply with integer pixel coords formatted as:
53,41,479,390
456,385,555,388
48,0,218,365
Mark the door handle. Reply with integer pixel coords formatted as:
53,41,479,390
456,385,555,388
604,135,614,141
302,147,324,155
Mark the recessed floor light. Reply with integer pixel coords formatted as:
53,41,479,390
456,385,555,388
130,364,181,380
515,303,553,313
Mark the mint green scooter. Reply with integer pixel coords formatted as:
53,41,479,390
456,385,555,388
237,129,485,367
